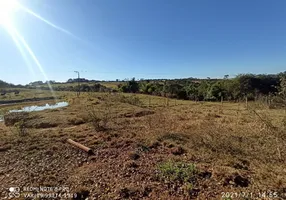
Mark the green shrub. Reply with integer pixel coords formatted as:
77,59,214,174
157,161,197,184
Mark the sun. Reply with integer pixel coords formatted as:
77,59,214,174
0,0,19,25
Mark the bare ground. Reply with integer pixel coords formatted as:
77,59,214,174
0,93,286,199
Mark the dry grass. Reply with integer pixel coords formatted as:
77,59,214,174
0,92,285,199
0,88,57,101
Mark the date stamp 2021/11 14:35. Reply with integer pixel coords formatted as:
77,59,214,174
221,190,286,199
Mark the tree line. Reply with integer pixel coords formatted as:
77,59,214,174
27,83,113,93
118,72,286,103
1,71,286,104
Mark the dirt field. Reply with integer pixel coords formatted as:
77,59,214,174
0,92,285,199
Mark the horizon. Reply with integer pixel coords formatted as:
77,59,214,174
1,69,285,86
0,0,286,85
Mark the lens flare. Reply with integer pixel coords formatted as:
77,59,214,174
0,0,18,25
8,25,56,97
0,0,82,98
1,0,90,97
18,4,79,39
4,24,36,77
17,3,92,46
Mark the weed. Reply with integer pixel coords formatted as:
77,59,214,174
14,120,28,136
183,183,193,195
86,103,111,131
157,161,197,184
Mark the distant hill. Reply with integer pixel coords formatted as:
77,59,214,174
0,80,13,88
0,80,25,90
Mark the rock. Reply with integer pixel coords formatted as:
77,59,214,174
224,174,250,187
234,175,250,187
189,188,200,198
119,187,138,198
199,171,212,179
167,143,175,148
149,141,161,149
125,161,138,168
68,117,85,125
142,186,152,197
171,146,185,155
129,152,140,160
233,163,249,170
0,145,12,152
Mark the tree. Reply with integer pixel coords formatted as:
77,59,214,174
184,84,199,100
128,78,139,93
117,78,139,93
209,81,227,100
197,80,211,100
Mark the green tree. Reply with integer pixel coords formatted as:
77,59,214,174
118,78,139,93
197,80,211,100
184,83,199,100
209,81,226,100
128,78,139,93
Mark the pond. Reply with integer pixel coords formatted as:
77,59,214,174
0,102,69,122
9,102,69,113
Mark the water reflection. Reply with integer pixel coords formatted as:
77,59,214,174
9,102,69,113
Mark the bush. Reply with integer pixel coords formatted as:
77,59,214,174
86,105,111,131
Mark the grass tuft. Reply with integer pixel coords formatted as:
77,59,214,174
157,161,197,184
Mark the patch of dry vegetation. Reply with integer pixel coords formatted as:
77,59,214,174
0,93,285,199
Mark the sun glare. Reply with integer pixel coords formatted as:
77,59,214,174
0,0,81,99
0,0,18,25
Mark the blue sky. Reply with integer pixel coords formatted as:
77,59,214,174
0,0,285,84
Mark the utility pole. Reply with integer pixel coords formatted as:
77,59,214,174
74,71,80,97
